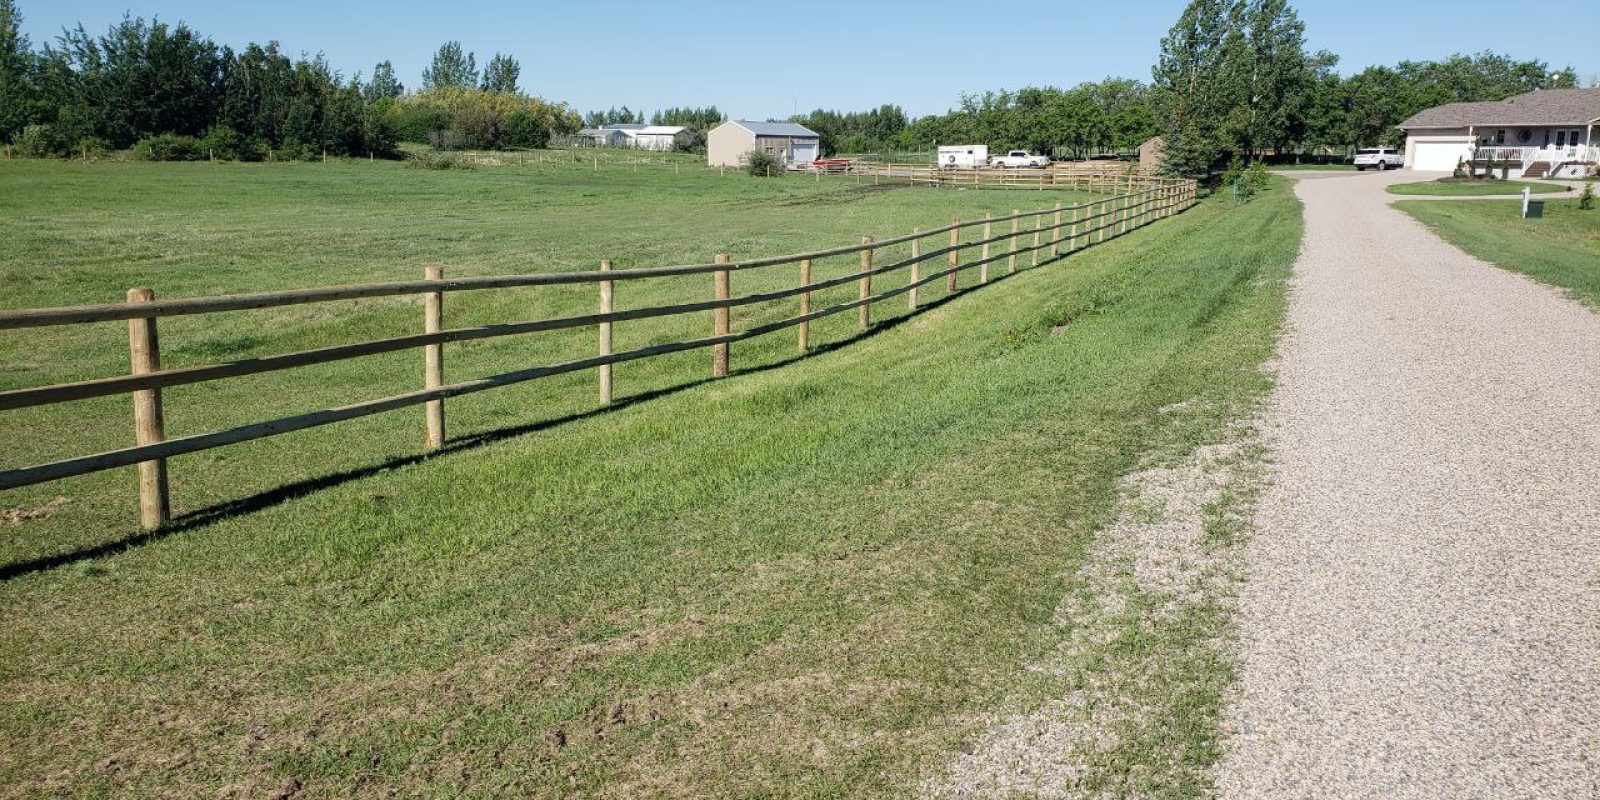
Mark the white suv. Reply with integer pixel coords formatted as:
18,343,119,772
1354,147,1402,171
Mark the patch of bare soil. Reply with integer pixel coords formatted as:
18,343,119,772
924,419,1264,799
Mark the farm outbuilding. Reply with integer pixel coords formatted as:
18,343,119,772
706,121,822,168
576,123,646,147
632,125,686,151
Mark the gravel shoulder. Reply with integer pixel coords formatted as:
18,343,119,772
1216,170,1600,798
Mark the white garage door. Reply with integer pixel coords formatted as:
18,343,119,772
1411,140,1472,171
791,141,818,165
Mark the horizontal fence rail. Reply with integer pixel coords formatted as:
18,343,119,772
0,173,1197,528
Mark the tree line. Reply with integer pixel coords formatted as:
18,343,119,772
1,0,1581,171
1151,0,1577,175
0,1,579,159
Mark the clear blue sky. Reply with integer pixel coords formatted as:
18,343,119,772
16,0,1599,119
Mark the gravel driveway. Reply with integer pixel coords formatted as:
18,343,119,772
1215,170,1600,798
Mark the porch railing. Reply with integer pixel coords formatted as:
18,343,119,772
1474,145,1600,168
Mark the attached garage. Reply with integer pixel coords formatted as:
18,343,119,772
1407,136,1474,171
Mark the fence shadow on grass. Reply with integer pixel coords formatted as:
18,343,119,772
0,278,1010,582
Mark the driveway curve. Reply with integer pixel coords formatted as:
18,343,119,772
1216,170,1600,799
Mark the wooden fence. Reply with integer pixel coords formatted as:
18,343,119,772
0,176,1197,529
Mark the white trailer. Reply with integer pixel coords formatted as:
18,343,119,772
937,145,989,169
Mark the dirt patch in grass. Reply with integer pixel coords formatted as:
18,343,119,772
924,412,1269,799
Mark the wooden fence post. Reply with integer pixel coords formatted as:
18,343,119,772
127,288,169,530
1068,205,1079,252
599,259,614,405
1008,211,1020,273
1031,215,1043,266
423,266,445,450
798,259,811,351
908,228,921,309
980,213,992,283
859,237,874,329
712,254,730,377
947,218,960,292
1050,202,1063,258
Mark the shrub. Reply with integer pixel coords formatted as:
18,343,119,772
1246,161,1269,192
406,151,475,170
12,125,70,158
1579,183,1596,211
390,87,579,149
131,134,202,161
1499,162,1510,181
502,110,548,149
745,149,782,177
1221,156,1254,201
75,137,113,160
273,139,315,161
427,129,471,151
198,126,242,160
1452,157,1466,179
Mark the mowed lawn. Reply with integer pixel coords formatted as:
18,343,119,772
1386,177,1571,196
1396,194,1600,305
0,159,1299,798
0,157,1101,563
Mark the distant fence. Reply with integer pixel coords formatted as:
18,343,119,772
0,173,1198,529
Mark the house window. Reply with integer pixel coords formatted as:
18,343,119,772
1572,130,1582,147
1493,129,1506,145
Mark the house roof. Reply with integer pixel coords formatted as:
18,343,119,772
1399,89,1600,129
578,128,626,137
729,121,820,138
600,123,648,131
635,125,686,136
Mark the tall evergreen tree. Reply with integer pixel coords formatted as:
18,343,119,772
481,53,519,93
421,41,476,89
365,59,403,101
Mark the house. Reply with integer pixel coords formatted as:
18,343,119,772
706,121,822,168
575,123,647,147
631,125,686,152
1397,88,1600,177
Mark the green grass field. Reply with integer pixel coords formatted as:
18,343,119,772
0,158,1299,798
1396,196,1600,306
1386,177,1570,196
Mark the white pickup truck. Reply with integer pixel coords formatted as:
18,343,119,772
1353,147,1403,171
990,150,1051,168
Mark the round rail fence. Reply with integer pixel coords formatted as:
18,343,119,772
0,173,1198,529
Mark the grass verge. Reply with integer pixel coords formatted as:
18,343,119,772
1395,196,1600,306
1386,178,1570,196
1,163,1298,798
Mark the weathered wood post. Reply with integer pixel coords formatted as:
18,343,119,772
599,259,614,405
947,218,960,292
1031,215,1043,266
1008,211,1020,273
908,228,921,309
798,259,812,351
980,213,993,283
1068,204,1079,252
858,237,874,330
1050,202,1063,258
423,266,445,450
127,288,169,529
712,254,730,377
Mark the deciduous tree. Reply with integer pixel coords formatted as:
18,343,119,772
422,41,476,89
481,53,519,93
